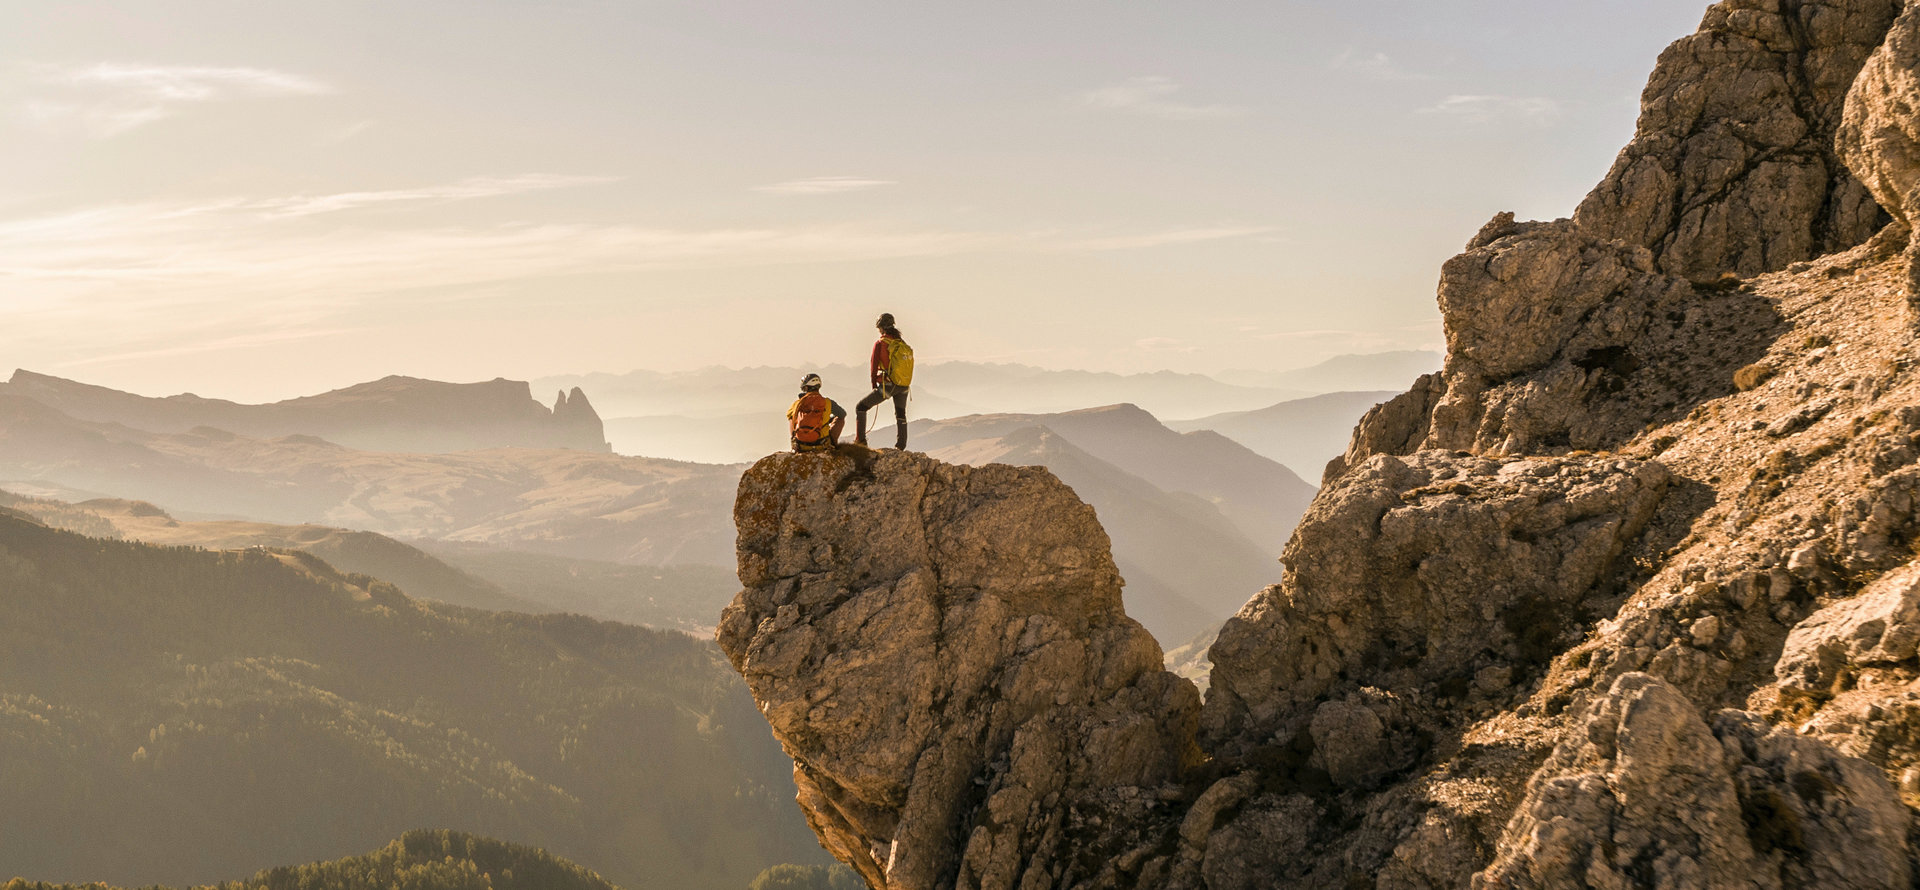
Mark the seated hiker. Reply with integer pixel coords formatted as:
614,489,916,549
787,373,846,452
855,312,913,450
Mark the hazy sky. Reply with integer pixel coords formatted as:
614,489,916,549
1,1,1708,402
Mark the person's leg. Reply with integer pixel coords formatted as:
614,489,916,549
855,388,886,445
892,387,908,449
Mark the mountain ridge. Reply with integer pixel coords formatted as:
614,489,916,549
1,370,610,454
0,509,825,889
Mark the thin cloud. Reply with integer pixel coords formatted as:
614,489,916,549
0,190,1283,363
1330,50,1431,82
22,62,332,137
324,119,375,145
249,174,620,218
21,100,167,138
1078,77,1246,120
57,326,361,369
1417,94,1563,125
37,63,332,100
1067,226,1274,251
1134,337,1199,354
754,176,897,195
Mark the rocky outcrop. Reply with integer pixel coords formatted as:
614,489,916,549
1575,0,1900,280
1777,560,1920,695
723,2,1920,887
1331,210,1787,463
719,450,1198,890
1838,2,1920,303
1204,450,1670,758
551,386,611,452
1324,372,1444,483
1480,673,1908,890
1840,4,1920,227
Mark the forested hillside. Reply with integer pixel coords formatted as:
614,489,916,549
3,830,617,890
0,511,826,889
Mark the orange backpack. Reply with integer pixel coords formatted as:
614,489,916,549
791,392,833,449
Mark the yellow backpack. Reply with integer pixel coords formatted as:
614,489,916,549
885,338,915,387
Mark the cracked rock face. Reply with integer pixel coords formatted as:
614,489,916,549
1203,450,1671,759
1575,0,1899,280
1479,673,1909,890
1840,3,1920,227
719,450,1198,890
1777,560,1920,695
1425,216,1708,455
1336,212,1783,466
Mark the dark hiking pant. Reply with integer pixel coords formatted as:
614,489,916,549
856,385,908,449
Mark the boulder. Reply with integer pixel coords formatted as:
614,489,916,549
1478,673,1909,889
1839,3,1920,227
1576,0,1900,280
1777,560,1920,696
1203,450,1670,756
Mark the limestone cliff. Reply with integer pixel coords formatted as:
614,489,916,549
722,2,1920,888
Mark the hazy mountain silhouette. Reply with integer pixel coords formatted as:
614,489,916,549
0,491,738,634
0,510,827,888
1216,350,1440,393
540,362,1302,451
911,404,1313,552
919,416,1290,644
1171,390,1400,480
1,370,610,454
0,396,737,566
0,490,546,614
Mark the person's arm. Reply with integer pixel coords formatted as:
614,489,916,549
870,339,888,387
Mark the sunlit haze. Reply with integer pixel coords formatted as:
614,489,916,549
2,1,1707,402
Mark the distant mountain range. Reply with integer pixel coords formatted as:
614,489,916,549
913,404,1310,551
0,394,737,565
1215,350,1440,393
0,491,743,637
1170,390,1400,481
539,361,1302,434
1,370,610,454
0,370,1334,657
540,354,1422,463
912,404,1310,644
0,490,544,613
0,509,827,888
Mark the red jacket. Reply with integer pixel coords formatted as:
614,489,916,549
870,335,900,388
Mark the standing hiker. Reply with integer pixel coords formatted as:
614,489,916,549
787,373,847,452
855,312,914,450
